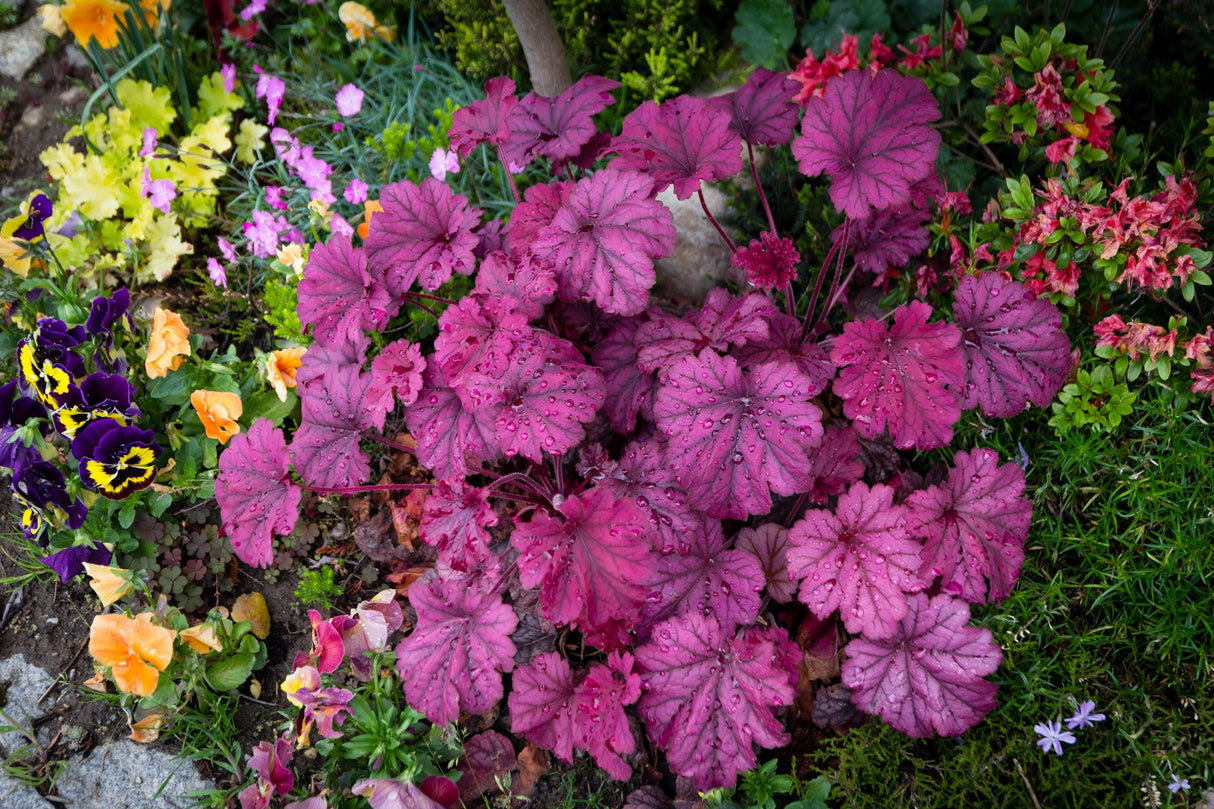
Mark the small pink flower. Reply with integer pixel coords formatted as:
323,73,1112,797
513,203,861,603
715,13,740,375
263,187,288,211
239,0,265,21
428,147,460,181
140,168,177,214
343,179,368,205
254,66,286,126
139,128,158,158
218,237,239,263
330,214,354,238
220,63,237,94
332,122,344,131
206,258,228,288
335,83,365,117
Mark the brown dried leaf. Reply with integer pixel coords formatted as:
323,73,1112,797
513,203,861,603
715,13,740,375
231,592,271,639
513,744,549,800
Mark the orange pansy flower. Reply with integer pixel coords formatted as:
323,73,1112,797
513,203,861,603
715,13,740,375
145,306,191,378
266,347,306,401
357,199,383,239
190,389,243,444
179,623,223,654
82,562,134,607
89,613,176,696
60,0,128,48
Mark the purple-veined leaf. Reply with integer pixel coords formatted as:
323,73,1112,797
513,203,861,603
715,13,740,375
394,570,517,725
734,523,797,603
654,351,824,519
831,300,964,450
907,448,1030,604
365,177,482,294
635,289,776,379
609,95,744,200
420,477,498,575
297,234,396,348
573,652,641,780
512,487,654,645
531,168,676,317
473,250,557,321
434,295,533,387
216,419,301,568
448,76,519,157
952,271,1072,417
295,331,369,391
365,339,425,431
642,519,764,635
799,424,865,504
636,612,798,790
503,181,574,254
600,438,704,555
787,482,925,639
792,69,941,218
592,314,659,433
509,651,579,763
404,363,501,480
291,364,372,490
835,203,932,278
501,76,620,169
708,68,801,147
841,592,1002,737
732,312,835,394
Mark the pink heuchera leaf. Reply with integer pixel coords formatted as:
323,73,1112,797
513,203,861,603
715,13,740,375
394,570,518,725
511,487,655,644
365,177,482,294
834,203,932,278
405,363,501,480
841,592,1002,737
654,351,824,519
799,424,865,504
461,337,605,463
295,331,369,391
501,76,620,169
297,234,396,348
573,652,642,780
907,448,1030,604
472,250,557,320
365,339,426,431
434,295,533,387
831,300,964,450
509,651,579,762
636,612,798,790
531,168,677,316
291,364,372,490
952,271,1072,417
792,69,942,218
592,314,659,433
734,523,797,603
709,68,801,147
787,481,925,639
601,438,703,555
448,76,518,157
636,289,776,379
609,95,744,200
642,519,764,635
420,478,499,575
732,312,835,394
503,181,574,254
216,419,300,568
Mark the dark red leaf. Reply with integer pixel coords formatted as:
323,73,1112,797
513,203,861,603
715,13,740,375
592,314,659,433
501,75,620,169
601,438,704,555
365,178,482,294
708,68,801,147
449,77,519,157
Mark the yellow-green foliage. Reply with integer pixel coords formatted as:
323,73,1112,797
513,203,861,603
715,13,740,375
38,74,242,284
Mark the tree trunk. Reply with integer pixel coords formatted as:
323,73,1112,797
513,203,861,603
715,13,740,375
500,0,572,96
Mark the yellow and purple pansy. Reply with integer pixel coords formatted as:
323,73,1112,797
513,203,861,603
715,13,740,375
52,372,140,439
18,318,87,408
10,457,88,539
70,419,161,499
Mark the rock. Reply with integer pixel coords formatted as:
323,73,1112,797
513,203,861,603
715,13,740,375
0,774,52,809
0,653,58,754
56,740,217,809
653,183,744,303
0,17,48,81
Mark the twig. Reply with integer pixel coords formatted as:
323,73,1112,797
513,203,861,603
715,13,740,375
1014,759,1044,809
1095,0,1120,59
961,122,1007,175
1110,0,1160,71
0,587,24,634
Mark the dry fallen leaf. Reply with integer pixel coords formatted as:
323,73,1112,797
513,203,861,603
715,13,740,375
129,713,164,743
232,592,271,639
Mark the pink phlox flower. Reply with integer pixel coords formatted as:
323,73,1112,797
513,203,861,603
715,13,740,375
218,236,239,263
239,0,266,21
264,186,288,211
335,83,365,117
140,167,177,214
140,128,158,158
221,63,237,94
344,179,368,205
1064,700,1106,730
330,213,354,238
206,258,228,288
428,147,460,181
731,230,801,289
243,210,291,257
1034,719,1076,755
254,67,286,125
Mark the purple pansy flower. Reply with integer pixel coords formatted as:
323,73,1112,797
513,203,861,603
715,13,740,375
70,419,160,500
40,540,111,582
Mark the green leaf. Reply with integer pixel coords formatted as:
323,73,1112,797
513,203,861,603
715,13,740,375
799,0,889,55
206,652,255,692
734,0,796,69
117,499,137,530
243,390,297,425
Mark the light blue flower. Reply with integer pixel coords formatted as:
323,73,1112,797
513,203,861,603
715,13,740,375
1034,719,1077,755
1168,775,1190,794
1065,700,1106,730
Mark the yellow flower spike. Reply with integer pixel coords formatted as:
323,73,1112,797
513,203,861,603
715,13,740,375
82,563,135,607
190,390,243,444
144,306,191,378
266,347,306,402
60,0,128,48
179,623,223,654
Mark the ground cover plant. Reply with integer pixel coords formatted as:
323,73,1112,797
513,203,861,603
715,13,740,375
1,0,1213,807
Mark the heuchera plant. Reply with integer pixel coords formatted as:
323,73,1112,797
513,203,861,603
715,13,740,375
215,60,1073,790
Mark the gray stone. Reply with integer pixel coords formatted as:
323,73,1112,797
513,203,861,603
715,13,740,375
56,740,217,809
0,653,58,754
653,183,744,303
0,773,52,809
0,17,48,81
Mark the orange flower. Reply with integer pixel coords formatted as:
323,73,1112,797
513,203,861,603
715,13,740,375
357,199,383,239
82,562,134,607
89,613,176,696
190,390,243,444
60,0,129,48
338,1,377,41
145,306,191,378
179,623,223,654
266,347,306,401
